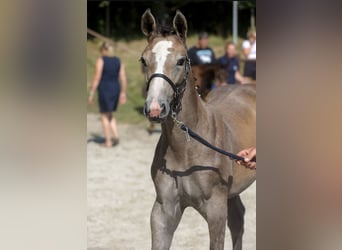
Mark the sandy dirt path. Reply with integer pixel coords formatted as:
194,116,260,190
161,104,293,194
87,113,256,250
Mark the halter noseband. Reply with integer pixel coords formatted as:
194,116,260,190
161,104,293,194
145,57,191,114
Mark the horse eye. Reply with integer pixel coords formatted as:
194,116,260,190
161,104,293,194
176,58,185,66
140,57,147,67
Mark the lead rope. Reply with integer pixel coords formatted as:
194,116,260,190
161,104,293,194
171,111,254,162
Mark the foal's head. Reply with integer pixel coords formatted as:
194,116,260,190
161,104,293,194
141,9,189,122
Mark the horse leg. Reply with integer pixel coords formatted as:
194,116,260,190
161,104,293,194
150,199,183,250
227,195,245,250
200,194,227,250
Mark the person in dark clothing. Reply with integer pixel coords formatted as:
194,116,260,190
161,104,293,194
88,42,127,147
188,31,216,65
217,42,248,84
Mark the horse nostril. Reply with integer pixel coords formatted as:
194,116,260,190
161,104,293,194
160,103,165,111
143,102,150,116
159,102,170,118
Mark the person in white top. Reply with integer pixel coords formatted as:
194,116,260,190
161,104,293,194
242,29,256,83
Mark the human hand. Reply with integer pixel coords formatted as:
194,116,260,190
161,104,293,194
88,94,94,105
119,93,127,104
241,77,250,84
236,147,256,169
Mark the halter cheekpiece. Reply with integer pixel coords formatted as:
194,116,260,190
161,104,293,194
145,57,191,114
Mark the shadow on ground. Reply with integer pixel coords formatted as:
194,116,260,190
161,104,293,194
87,133,105,144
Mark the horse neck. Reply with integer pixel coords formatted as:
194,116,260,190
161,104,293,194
162,73,208,147
178,75,207,127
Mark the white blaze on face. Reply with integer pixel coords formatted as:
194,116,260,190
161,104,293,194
147,40,173,117
151,40,173,96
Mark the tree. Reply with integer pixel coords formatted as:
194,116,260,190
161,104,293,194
87,1,256,40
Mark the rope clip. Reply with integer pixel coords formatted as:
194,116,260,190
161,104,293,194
171,111,190,142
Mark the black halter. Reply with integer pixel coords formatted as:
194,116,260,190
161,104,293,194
145,57,191,114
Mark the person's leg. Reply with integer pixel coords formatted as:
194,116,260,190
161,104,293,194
147,122,155,135
101,112,112,147
109,114,119,144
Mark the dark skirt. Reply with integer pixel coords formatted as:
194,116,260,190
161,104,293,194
97,84,120,113
243,60,256,80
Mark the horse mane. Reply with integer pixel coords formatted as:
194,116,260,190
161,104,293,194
148,24,187,51
156,25,176,37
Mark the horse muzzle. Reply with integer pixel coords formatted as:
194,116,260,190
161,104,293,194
143,99,170,123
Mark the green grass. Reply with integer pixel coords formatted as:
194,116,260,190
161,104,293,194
87,35,246,124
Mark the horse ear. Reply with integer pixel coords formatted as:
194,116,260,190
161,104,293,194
173,10,188,42
141,9,157,38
